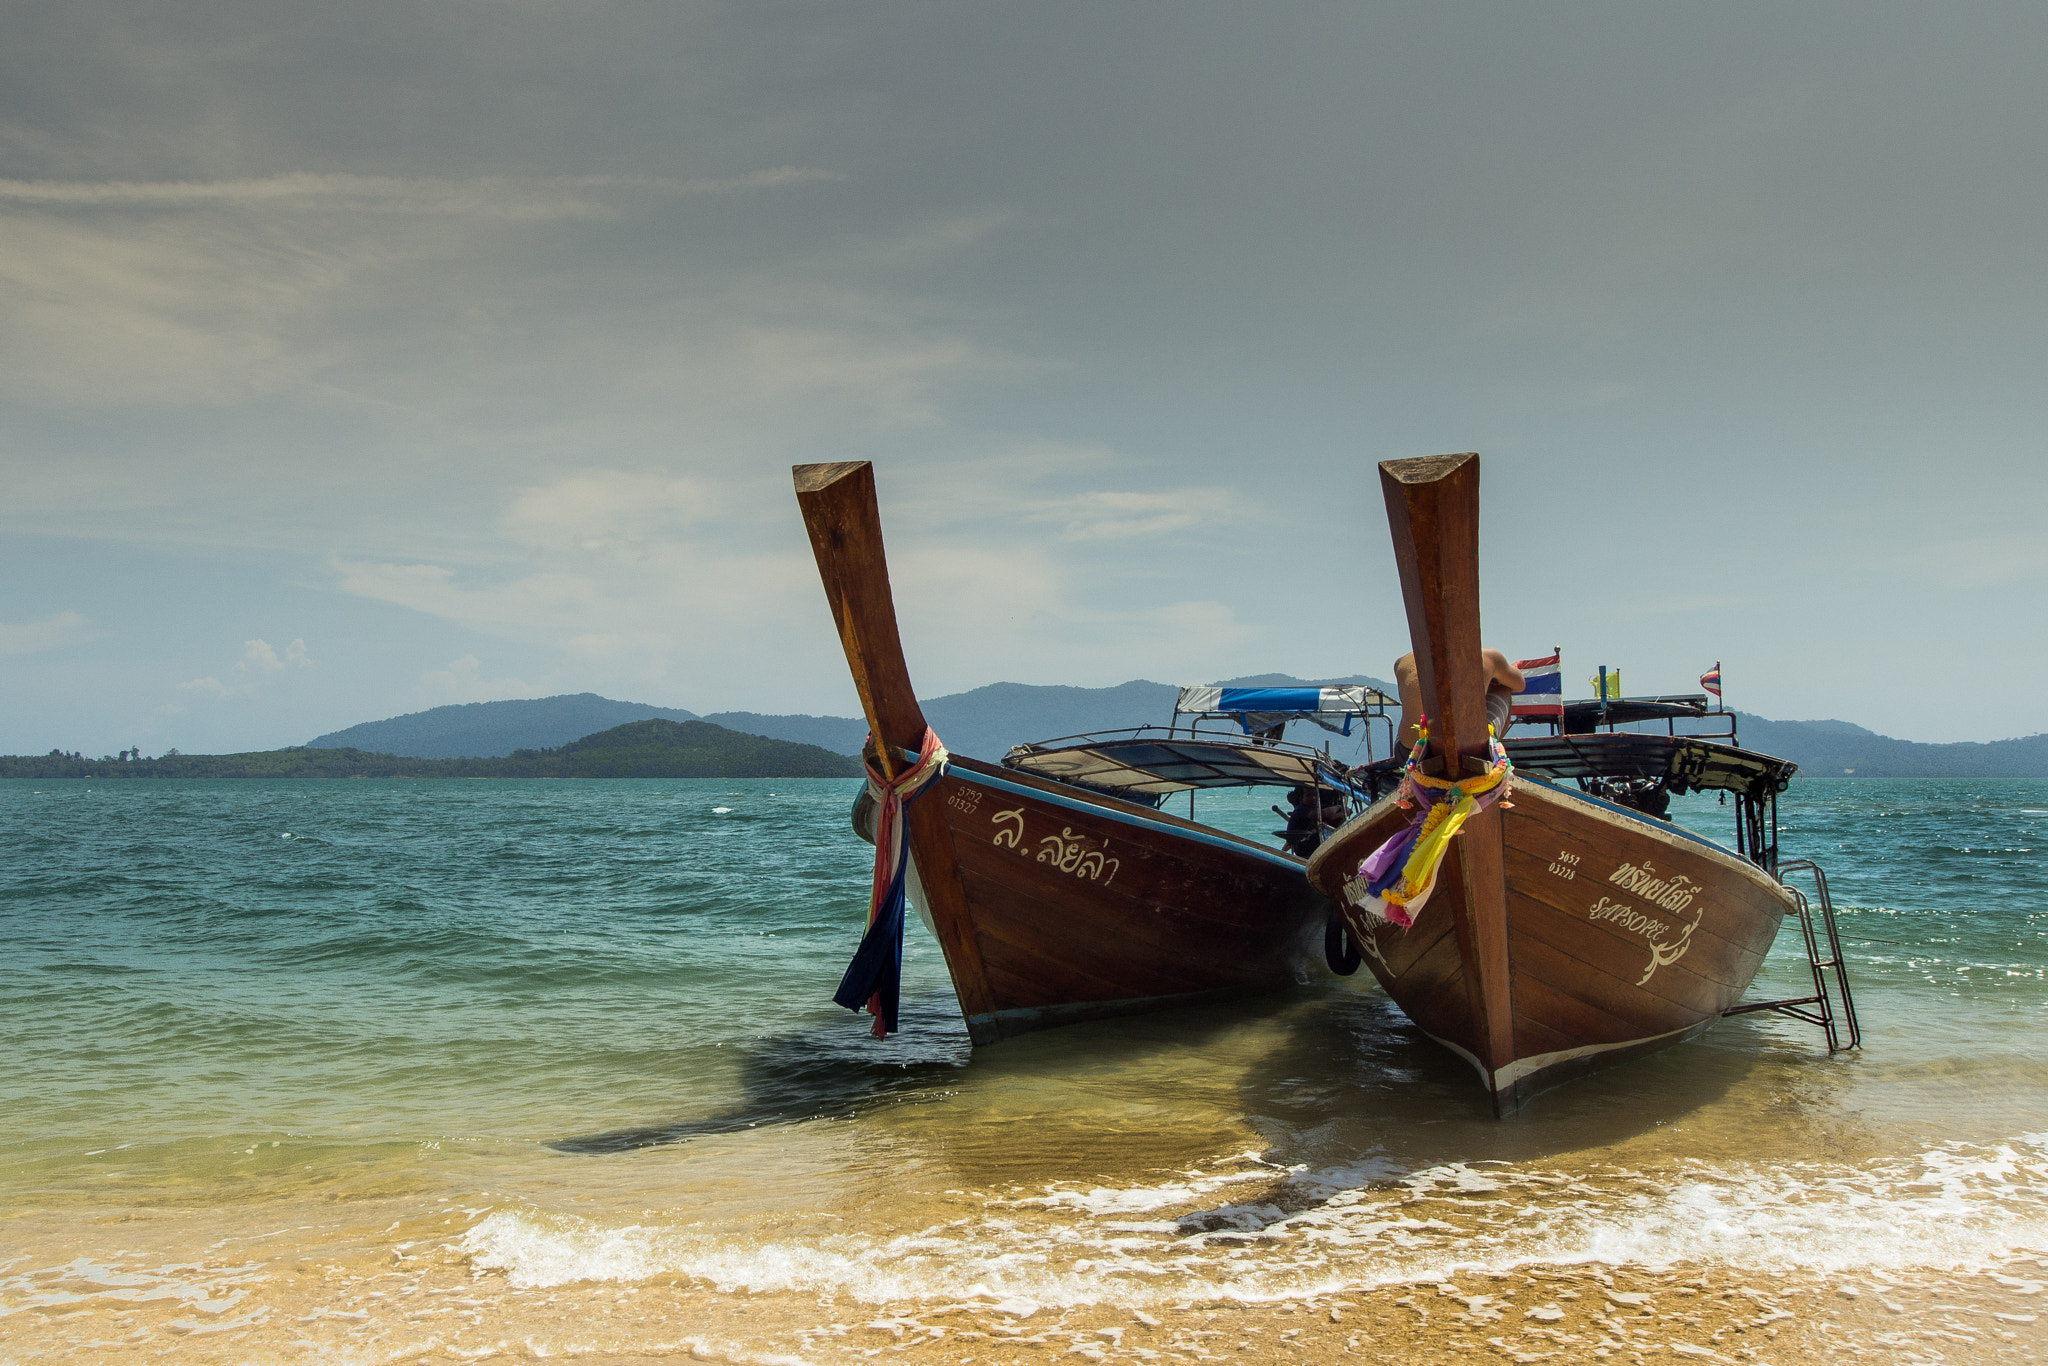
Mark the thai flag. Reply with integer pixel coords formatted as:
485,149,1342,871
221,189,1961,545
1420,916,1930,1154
1701,664,1722,698
1511,654,1563,722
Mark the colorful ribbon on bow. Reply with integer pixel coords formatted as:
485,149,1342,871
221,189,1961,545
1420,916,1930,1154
1352,717,1513,928
835,725,950,1037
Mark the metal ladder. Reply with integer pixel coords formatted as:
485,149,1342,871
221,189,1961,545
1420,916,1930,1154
1722,858,1861,1052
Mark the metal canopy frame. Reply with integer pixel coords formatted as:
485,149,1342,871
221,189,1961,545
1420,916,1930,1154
1503,732,1797,801
1003,727,1371,800
1005,683,1393,846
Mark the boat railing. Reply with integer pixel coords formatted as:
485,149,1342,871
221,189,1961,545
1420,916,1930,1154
1002,722,1377,842
1541,694,1740,743
1010,721,1364,772
1661,713,1739,741
1722,858,1862,1052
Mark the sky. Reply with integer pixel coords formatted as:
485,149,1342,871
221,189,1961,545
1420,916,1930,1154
4,2,2046,756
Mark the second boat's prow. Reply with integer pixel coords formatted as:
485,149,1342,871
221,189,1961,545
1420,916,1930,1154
1304,452,1858,1115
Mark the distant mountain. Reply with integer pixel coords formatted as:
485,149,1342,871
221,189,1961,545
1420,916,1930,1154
707,674,1395,761
5,720,858,780
1731,713,2048,778
281,681,2048,778
696,710,871,757
307,693,698,758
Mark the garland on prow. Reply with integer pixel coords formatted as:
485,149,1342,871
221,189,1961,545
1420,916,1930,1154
1351,714,1513,928
835,726,949,1037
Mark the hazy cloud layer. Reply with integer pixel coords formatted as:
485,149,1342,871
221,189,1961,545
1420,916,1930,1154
0,611,96,658
3,2,2046,751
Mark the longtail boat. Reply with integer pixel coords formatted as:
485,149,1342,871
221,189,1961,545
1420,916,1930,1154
795,460,1380,1044
1304,453,1819,1115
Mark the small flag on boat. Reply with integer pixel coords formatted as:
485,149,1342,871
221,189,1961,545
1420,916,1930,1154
1589,668,1622,701
1510,653,1563,724
1701,663,1722,699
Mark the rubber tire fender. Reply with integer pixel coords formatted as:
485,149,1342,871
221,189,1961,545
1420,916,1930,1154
1324,912,1362,976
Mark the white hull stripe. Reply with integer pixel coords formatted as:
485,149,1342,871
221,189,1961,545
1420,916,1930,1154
1425,1020,1708,1092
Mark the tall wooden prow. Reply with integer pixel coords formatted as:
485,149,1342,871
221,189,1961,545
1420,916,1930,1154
1379,453,1518,1115
792,461,1002,1043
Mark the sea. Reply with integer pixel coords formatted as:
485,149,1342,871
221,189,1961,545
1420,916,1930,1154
2,775,2043,1364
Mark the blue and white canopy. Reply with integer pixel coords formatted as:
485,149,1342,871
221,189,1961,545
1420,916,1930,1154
1175,684,1392,736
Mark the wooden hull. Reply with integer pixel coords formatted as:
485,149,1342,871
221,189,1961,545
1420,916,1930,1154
793,460,1323,1050
923,756,1327,1044
1305,776,1794,1111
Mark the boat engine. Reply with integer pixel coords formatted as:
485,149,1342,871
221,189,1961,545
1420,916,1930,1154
1592,776,1672,821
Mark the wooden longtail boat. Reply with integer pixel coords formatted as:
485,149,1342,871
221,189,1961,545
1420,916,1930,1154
795,460,1347,1044
1304,453,1804,1115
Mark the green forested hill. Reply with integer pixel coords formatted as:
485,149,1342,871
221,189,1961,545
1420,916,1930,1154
522,719,859,777
0,720,860,780
305,692,700,758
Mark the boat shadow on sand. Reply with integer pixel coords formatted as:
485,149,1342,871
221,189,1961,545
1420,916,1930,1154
550,999,971,1154
551,986,1316,1156
551,977,1804,1162
1209,984,1850,1213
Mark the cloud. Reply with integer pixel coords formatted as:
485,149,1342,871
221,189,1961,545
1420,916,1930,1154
0,206,342,404
180,637,309,699
502,471,722,553
863,441,1238,542
0,166,863,411
326,473,1260,707
1808,525,2048,595
331,468,813,648
677,168,848,196
0,610,95,657
244,637,309,673
419,654,541,704
887,542,1256,690
329,561,610,641
329,529,822,691
729,321,1004,428
1600,591,1747,619
1025,487,1241,541
1923,535,2048,589
0,169,844,217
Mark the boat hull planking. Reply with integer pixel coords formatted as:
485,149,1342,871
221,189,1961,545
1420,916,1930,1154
931,756,1327,1044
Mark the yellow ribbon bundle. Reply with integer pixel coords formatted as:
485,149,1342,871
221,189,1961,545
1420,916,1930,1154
1364,720,1514,922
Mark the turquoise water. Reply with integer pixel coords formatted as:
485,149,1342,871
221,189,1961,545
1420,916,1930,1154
4,780,948,1160
2,777,2045,1362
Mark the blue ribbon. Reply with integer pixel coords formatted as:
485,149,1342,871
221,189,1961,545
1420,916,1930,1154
832,778,937,1035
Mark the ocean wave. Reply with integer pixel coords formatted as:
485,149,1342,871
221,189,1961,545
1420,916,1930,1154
458,1134,2048,1307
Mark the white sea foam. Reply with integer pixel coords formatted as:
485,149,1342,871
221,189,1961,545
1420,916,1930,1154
458,1134,2048,1307
1010,1152,1285,1215
0,1256,262,1317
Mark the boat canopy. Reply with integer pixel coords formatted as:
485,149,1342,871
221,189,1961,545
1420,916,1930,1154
1175,684,1393,737
1004,736,1369,800
1559,694,1713,732
1505,733,1798,800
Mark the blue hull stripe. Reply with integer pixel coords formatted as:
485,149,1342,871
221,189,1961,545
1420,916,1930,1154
1517,774,1740,858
